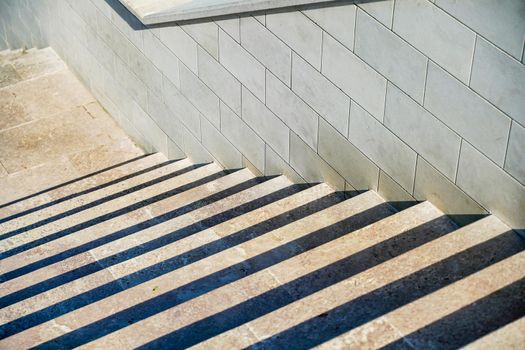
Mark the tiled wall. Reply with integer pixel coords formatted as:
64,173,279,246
1,0,524,228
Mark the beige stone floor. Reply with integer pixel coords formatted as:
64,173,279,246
0,48,144,205
0,48,523,349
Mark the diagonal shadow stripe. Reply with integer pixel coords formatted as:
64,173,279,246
380,277,525,350
240,231,524,350
0,183,307,308
0,188,336,336
0,174,262,282
0,154,150,210
0,162,200,240
29,202,399,349
0,158,181,227
0,169,229,260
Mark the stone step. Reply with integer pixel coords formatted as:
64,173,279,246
0,175,297,314
0,165,250,277
0,189,392,348
124,201,455,349
0,152,167,221
0,161,221,256
463,316,525,349
0,153,180,233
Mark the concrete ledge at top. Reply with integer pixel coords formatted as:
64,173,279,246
119,0,337,24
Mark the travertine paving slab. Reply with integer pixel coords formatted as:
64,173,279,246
0,152,167,219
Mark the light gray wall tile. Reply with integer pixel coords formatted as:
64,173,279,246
470,38,525,126
358,0,393,28
240,16,291,85
198,46,241,114
127,44,163,97
96,13,133,64
162,75,201,138
113,55,147,110
385,83,461,180
220,102,265,172
414,157,487,222
505,122,525,185
201,116,242,169
130,102,168,154
457,141,525,228
241,87,289,161
266,10,322,69
180,64,220,127
266,70,319,150
182,125,214,164
218,29,265,101
265,144,305,183
110,2,144,51
436,0,525,60
393,0,475,83
318,118,379,190
147,91,184,144
167,137,185,160
216,16,240,43
158,25,198,74
355,9,427,103
425,62,511,165
302,3,356,50
322,34,386,121
182,21,219,59
144,30,180,88
349,101,417,192
377,170,416,211
290,131,345,190
292,53,350,135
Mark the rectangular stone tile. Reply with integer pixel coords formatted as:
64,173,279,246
265,70,319,150
292,53,350,135
127,44,163,97
302,3,356,50
162,75,201,138
96,12,133,64
182,125,214,164
318,118,379,191
377,170,415,211
393,0,475,83
425,62,511,166
457,141,525,228
147,91,184,144
349,101,417,192
113,56,148,110
201,116,242,169
182,21,219,59
129,102,168,154
290,131,345,191
179,64,220,127
355,9,427,103
158,25,198,73
109,0,144,51
357,0,394,28
241,87,289,161
436,0,525,60
216,16,240,43
264,144,305,184
167,137,185,160
144,30,180,87
218,29,265,101
322,33,387,121
470,38,525,126
240,16,291,85
505,122,525,186
385,83,461,181
220,101,265,172
84,28,115,75
266,10,322,69
198,46,241,114
415,156,487,222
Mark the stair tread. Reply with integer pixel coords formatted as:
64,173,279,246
0,153,171,230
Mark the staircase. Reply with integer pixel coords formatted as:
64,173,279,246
1,49,524,349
